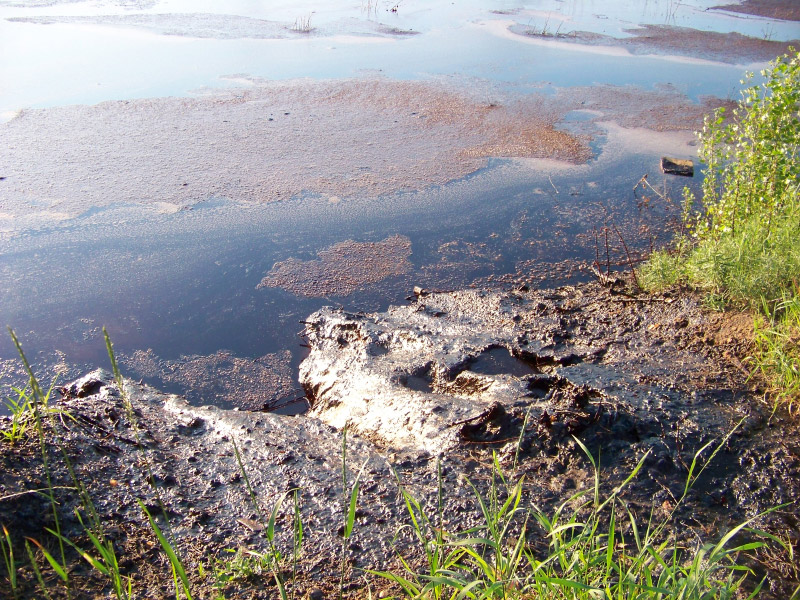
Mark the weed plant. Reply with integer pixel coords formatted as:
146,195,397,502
372,437,782,600
339,425,368,600
639,50,800,409
1,386,32,446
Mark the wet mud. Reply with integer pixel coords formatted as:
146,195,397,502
2,282,798,598
299,281,800,596
120,348,300,413
257,235,413,298
0,77,727,234
509,23,799,65
0,0,156,7
714,0,800,21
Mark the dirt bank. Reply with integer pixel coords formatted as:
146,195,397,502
2,281,798,598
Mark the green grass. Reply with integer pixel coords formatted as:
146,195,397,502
2,385,32,446
372,438,783,600
753,292,800,412
638,49,800,410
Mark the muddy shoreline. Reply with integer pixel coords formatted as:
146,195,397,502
2,280,798,598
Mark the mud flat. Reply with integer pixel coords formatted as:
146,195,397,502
121,348,299,412
2,281,798,598
0,76,732,233
714,0,800,21
7,12,419,39
257,235,413,298
508,23,800,65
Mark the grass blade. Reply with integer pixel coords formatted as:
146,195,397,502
138,500,192,600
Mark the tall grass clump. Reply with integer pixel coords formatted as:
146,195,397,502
639,50,800,408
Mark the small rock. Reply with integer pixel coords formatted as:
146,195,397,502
661,157,694,177
307,589,325,600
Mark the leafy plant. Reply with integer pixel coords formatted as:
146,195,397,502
214,547,278,582
8,328,71,594
231,437,292,599
339,425,368,600
292,489,304,600
140,500,193,600
49,509,133,599
687,49,799,242
753,291,800,411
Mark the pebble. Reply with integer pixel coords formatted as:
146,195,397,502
307,589,325,600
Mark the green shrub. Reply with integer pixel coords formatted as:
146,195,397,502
639,50,800,407
688,49,799,243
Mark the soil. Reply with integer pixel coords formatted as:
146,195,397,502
2,280,798,599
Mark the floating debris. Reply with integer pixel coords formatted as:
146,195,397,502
661,156,694,176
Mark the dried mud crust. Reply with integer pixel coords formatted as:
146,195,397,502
1,77,724,227
1,283,798,598
509,23,799,65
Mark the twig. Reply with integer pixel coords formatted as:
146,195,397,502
548,174,559,195
635,173,668,201
610,221,641,288
0,486,78,502
593,227,600,267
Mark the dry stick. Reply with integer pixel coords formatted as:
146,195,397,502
604,227,611,276
548,174,559,195
637,174,669,202
610,221,641,288
593,227,601,267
